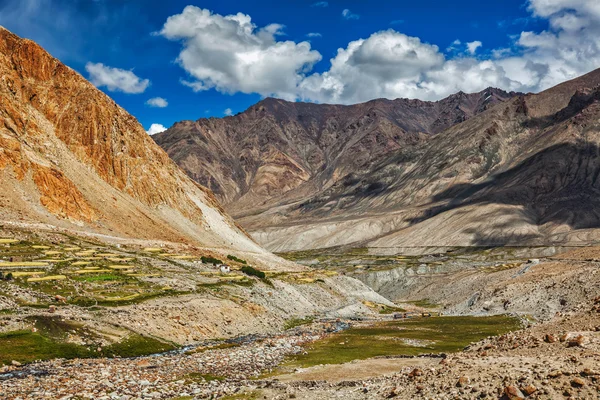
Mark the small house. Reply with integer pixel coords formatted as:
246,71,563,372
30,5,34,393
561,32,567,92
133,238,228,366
219,264,231,274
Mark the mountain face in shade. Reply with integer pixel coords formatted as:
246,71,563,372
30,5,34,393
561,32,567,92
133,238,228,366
0,27,278,264
157,67,600,252
245,68,600,251
154,87,517,217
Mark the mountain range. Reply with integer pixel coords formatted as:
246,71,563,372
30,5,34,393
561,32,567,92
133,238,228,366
155,68,600,252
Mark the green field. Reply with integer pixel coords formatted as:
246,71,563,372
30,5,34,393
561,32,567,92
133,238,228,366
285,315,521,368
0,316,176,365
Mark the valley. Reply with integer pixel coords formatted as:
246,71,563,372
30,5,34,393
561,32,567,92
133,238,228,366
2,226,600,399
0,12,600,399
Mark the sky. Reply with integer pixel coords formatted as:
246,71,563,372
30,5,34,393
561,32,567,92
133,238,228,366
0,0,599,135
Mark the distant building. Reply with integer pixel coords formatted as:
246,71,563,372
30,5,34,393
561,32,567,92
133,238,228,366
219,265,231,274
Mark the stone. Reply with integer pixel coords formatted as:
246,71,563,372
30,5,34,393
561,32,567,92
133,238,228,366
504,386,525,400
522,385,537,395
571,377,586,387
457,376,470,387
544,334,557,343
408,368,423,378
567,335,586,347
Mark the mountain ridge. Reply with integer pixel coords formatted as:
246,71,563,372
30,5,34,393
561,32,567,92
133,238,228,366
154,86,518,217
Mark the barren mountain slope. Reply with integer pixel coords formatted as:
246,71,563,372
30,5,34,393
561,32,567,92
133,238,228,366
247,68,600,251
0,27,282,266
154,88,516,216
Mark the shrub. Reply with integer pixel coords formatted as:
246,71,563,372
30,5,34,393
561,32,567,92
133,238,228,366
201,256,223,265
227,255,247,264
5,273,13,281
241,266,266,279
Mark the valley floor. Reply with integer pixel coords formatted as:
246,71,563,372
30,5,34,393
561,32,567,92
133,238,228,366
1,230,600,399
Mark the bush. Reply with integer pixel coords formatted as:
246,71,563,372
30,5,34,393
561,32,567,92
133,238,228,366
201,256,223,265
5,273,13,281
241,266,266,279
227,255,247,264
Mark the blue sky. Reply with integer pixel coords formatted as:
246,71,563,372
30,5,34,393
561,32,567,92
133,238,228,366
0,0,598,134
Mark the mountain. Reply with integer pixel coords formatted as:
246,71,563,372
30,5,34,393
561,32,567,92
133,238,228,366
157,67,600,252
153,87,517,217
248,68,600,251
0,27,281,265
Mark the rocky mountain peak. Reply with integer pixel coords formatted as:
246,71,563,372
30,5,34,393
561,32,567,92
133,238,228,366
0,27,277,262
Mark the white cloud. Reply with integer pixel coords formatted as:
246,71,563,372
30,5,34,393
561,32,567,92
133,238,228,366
466,40,483,54
306,32,322,38
342,9,360,20
311,1,328,7
299,30,447,103
147,123,167,135
145,97,168,108
159,6,321,100
85,62,150,94
300,0,600,103
224,108,233,116
447,39,462,52
160,1,600,104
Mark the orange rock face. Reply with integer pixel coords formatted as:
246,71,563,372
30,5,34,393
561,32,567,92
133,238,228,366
0,27,262,255
32,164,97,222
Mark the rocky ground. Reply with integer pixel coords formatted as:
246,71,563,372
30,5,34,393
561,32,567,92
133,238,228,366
3,235,600,399
1,301,599,399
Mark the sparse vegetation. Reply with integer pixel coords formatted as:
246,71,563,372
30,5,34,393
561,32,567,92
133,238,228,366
406,299,440,309
227,255,247,264
284,316,314,330
241,265,266,279
0,316,176,364
283,315,521,368
201,255,223,265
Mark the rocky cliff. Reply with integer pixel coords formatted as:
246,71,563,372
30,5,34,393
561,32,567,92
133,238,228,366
0,27,282,266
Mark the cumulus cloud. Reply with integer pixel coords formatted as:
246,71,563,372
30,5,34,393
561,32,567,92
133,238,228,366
224,108,233,116
466,40,482,54
311,1,328,7
159,6,321,100
161,1,600,104
86,63,150,94
300,0,600,103
306,32,322,38
342,9,360,20
147,123,167,135
146,97,168,107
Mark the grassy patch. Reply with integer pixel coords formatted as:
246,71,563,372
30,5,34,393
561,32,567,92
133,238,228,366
220,393,260,400
27,275,66,282
184,372,226,382
74,274,124,282
284,316,314,330
284,315,521,368
378,305,407,314
405,299,440,309
0,316,176,364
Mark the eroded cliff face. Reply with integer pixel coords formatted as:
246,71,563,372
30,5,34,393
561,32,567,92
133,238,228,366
0,27,280,265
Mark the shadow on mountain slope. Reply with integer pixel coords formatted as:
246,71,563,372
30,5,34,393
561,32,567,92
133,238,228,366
406,142,600,234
